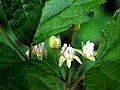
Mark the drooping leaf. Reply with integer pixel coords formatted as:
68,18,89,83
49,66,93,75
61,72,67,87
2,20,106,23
84,9,120,90
33,0,105,45
1,0,44,46
1,0,105,46
0,60,59,90
0,42,21,69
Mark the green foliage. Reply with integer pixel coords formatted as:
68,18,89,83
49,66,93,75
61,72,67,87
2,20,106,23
1,0,43,46
1,0,105,46
84,9,120,90
33,0,105,45
0,42,20,69
3,0,119,90
85,68,120,90
0,42,58,90
0,59,59,90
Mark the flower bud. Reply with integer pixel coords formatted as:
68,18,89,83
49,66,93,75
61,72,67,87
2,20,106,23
49,36,61,49
71,24,80,31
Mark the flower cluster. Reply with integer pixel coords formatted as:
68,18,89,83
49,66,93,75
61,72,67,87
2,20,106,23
59,44,82,68
26,35,96,68
58,41,96,68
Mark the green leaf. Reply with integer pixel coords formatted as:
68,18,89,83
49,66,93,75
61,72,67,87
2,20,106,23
1,0,44,46
84,9,120,90
85,68,120,90
1,0,105,46
0,42,21,69
96,9,120,63
0,60,59,90
33,0,105,45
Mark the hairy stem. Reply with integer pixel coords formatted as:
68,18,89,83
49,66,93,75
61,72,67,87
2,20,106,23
0,24,28,61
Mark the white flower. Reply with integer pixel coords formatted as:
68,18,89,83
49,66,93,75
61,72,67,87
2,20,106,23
75,41,97,61
26,42,47,60
59,44,82,68
34,42,47,60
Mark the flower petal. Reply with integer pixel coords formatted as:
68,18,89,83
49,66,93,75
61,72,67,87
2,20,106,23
67,59,72,68
73,55,82,64
88,56,95,61
37,53,43,60
93,51,97,56
59,56,66,67
25,50,29,57
82,41,84,48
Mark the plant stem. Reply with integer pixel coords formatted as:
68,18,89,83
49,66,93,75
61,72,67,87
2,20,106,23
64,82,71,90
29,44,32,60
71,58,87,87
71,73,85,88
65,67,69,81
54,48,65,81
64,65,72,90
71,31,77,46
0,24,28,61
73,58,87,80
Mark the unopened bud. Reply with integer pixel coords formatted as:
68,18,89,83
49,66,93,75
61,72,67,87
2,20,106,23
71,24,80,31
49,36,61,49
